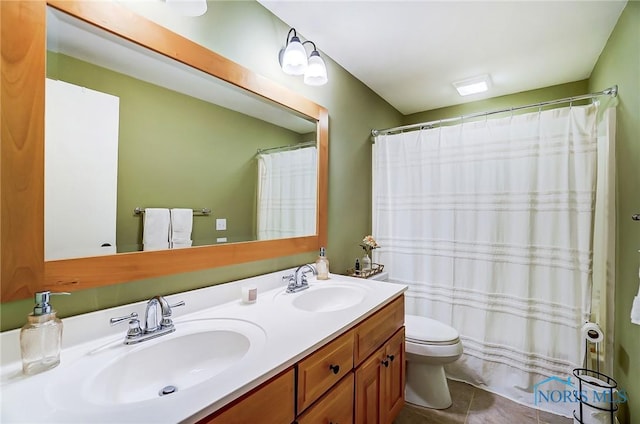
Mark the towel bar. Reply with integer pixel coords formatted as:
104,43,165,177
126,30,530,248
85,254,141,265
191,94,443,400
133,207,211,216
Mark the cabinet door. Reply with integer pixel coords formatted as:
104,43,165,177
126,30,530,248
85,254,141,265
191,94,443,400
297,330,354,413
354,347,383,424
201,368,295,424
297,372,354,424
381,328,405,424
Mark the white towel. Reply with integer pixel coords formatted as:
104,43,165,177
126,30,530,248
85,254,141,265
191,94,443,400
631,264,640,326
170,208,193,249
143,208,170,251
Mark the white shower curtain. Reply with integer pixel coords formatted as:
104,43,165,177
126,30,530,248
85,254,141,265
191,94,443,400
373,104,615,416
257,146,317,240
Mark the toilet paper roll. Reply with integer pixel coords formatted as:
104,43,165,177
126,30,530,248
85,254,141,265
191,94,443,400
582,322,604,343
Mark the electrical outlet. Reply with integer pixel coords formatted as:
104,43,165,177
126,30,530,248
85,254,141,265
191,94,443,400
216,218,227,231
216,237,227,243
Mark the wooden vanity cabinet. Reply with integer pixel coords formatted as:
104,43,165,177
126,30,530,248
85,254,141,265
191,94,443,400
197,295,404,424
295,296,405,424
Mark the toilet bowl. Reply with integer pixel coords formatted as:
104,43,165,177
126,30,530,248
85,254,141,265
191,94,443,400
367,272,463,409
404,314,463,409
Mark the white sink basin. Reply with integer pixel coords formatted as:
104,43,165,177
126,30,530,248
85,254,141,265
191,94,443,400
289,283,368,312
49,318,266,407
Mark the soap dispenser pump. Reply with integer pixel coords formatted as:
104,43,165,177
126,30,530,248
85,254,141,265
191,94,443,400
316,247,330,280
20,291,68,375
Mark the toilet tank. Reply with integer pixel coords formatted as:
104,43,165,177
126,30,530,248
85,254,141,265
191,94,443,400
368,272,389,282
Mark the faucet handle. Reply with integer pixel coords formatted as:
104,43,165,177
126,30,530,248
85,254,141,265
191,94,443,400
110,312,142,340
169,300,185,310
160,299,185,328
110,312,138,326
283,274,296,290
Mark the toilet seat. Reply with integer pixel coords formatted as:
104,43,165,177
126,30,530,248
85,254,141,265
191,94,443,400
405,314,459,345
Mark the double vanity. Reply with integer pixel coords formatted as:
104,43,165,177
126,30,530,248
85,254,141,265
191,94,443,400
0,268,406,423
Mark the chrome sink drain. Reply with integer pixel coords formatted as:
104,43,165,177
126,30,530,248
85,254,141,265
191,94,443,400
159,385,177,397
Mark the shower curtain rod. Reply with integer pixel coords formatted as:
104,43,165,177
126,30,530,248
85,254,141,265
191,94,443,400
371,85,618,137
256,140,316,155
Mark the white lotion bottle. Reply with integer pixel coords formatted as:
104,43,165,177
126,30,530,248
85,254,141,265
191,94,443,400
20,291,66,375
316,247,330,280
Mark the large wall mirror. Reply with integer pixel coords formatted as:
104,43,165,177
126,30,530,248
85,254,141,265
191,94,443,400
45,7,319,259
0,0,328,301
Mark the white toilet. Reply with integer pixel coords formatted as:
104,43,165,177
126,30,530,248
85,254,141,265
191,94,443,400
404,314,463,409
369,272,463,409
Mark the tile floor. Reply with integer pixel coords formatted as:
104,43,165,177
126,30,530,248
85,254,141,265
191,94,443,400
394,380,573,424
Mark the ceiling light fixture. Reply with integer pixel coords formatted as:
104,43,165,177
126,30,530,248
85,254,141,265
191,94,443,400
166,0,207,17
453,74,491,96
280,28,328,86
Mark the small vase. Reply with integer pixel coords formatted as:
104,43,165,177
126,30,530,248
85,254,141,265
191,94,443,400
361,253,372,271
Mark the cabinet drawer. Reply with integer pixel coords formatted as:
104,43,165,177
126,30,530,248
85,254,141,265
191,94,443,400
297,330,354,413
354,296,404,366
201,368,295,424
297,372,354,424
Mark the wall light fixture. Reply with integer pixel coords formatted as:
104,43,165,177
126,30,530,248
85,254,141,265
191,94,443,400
280,28,328,86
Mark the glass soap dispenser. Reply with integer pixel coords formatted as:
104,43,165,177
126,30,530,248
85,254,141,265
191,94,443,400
316,247,330,280
20,291,67,375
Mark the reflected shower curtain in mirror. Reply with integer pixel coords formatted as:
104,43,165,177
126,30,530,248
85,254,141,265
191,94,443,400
373,104,615,417
257,147,317,240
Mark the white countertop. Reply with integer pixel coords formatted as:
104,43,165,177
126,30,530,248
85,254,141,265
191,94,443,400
0,267,406,423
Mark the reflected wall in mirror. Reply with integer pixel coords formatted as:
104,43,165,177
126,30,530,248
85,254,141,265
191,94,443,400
45,7,318,261
0,0,328,301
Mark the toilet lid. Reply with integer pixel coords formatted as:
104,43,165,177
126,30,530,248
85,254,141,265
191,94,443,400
405,315,459,343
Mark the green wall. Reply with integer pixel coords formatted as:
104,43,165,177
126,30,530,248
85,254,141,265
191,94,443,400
589,2,640,423
47,52,302,250
0,1,402,331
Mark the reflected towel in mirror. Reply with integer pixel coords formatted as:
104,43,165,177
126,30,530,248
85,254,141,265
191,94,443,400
143,208,170,251
170,208,193,249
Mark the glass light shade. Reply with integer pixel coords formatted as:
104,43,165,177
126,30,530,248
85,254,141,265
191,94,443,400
166,0,207,17
303,51,328,86
281,37,308,76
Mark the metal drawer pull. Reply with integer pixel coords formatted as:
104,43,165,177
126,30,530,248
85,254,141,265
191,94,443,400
329,364,340,374
387,354,395,362
382,359,389,367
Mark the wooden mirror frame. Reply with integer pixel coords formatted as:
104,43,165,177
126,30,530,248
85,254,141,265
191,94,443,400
0,0,328,302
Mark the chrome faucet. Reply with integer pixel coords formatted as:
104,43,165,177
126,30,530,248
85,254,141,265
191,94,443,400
283,264,317,293
110,296,185,345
